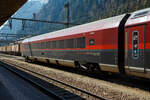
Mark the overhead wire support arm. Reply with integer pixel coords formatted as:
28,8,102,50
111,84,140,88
10,17,80,26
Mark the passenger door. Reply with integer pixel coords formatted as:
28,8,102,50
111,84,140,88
125,25,145,71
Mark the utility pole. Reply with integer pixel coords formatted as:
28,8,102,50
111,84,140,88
8,18,12,30
33,13,36,20
22,20,25,30
64,1,70,28
32,13,36,37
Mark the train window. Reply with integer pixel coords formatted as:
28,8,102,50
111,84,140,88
39,42,43,49
132,31,139,59
32,44,34,49
24,45,27,50
33,43,36,49
37,43,39,49
30,44,32,49
52,41,57,49
39,43,42,49
41,42,44,49
66,39,74,48
24,45,26,50
44,42,46,49
89,39,95,45
56,41,59,48
37,43,40,49
27,44,29,49
40,43,43,49
44,42,47,49
77,37,86,48
50,41,52,49
35,44,37,49
36,43,40,49
24,45,26,49
47,41,51,49
59,40,65,49
132,11,149,19
33,44,35,49
35,43,37,49
35,43,38,49
28,43,32,49
46,42,49,49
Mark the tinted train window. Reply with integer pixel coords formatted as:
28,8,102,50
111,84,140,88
41,42,43,49
35,43,38,49
37,43,41,49
52,41,56,49
36,43,39,49
34,43,36,49
65,39,74,48
41,42,46,49
132,11,149,19
77,37,86,48
56,41,59,48
46,42,49,49
59,40,65,49
37,43,40,49
48,41,51,49
24,45,26,49
33,43,36,49
28,43,32,49
89,39,95,45
132,31,139,59
31,44,34,49
25,44,27,50
24,44,28,50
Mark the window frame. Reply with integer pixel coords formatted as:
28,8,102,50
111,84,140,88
89,39,95,46
132,31,139,59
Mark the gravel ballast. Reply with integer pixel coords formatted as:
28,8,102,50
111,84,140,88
0,56,150,100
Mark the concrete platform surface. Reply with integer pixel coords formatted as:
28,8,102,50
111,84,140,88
0,66,54,100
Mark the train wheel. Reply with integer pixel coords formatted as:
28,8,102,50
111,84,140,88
25,56,29,62
75,61,87,70
86,63,100,71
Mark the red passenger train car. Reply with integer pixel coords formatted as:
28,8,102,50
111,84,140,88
21,8,150,79
125,9,150,78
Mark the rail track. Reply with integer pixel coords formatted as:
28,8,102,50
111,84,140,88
0,60,108,100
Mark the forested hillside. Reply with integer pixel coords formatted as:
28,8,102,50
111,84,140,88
17,0,150,36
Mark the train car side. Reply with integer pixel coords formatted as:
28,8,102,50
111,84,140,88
21,14,128,73
8,8,150,79
124,8,150,79
0,43,21,56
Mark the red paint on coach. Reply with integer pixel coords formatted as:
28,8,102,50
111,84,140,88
145,21,150,49
22,27,119,51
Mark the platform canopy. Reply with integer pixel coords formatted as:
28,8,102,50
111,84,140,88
0,0,27,26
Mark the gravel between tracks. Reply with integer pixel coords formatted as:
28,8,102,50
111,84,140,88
0,56,150,100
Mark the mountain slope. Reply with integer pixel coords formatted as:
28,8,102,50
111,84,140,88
0,0,45,35
15,0,150,37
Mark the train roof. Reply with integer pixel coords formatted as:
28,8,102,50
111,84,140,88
126,8,150,26
22,14,126,43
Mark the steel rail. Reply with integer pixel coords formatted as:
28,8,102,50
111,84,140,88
0,61,65,100
0,60,108,100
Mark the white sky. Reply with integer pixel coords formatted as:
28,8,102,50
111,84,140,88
28,0,49,4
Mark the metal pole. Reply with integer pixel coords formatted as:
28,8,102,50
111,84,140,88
33,13,36,20
65,2,70,28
